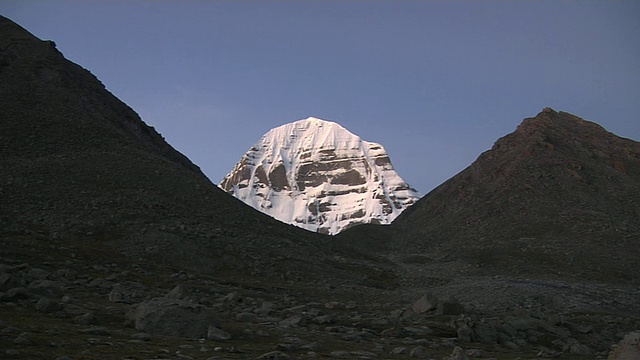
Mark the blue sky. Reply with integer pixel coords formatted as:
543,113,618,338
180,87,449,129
2,1,639,194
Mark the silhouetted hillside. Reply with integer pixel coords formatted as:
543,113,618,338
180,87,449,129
0,15,381,285
392,108,640,283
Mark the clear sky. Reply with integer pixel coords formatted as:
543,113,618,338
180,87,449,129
2,1,639,194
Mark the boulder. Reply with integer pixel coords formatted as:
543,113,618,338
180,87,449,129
35,297,62,313
507,317,540,331
409,345,429,358
207,325,231,340
329,351,350,358
0,273,26,291
279,314,304,327
235,312,259,323
411,292,438,313
27,280,63,297
27,268,49,280
126,297,218,338
0,287,30,301
449,346,470,360
569,342,593,356
608,331,640,360
73,312,97,325
473,323,498,344
436,295,465,315
257,351,290,360
166,284,190,299
13,332,32,345
457,323,473,342
109,283,131,303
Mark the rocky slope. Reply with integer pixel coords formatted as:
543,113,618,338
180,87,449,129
0,15,388,285
220,118,420,235
388,108,640,285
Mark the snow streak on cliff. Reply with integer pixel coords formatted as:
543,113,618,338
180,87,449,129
220,117,420,234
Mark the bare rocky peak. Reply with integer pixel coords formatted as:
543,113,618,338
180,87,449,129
220,117,420,234
391,108,640,284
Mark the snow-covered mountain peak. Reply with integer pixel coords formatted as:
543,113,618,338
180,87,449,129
220,117,420,235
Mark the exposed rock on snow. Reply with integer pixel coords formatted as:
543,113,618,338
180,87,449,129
220,117,420,234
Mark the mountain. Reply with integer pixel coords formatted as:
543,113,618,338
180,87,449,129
220,117,420,234
389,108,640,284
0,15,386,285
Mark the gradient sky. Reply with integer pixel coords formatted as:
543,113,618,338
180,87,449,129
2,1,639,194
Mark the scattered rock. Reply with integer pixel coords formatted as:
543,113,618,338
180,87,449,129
109,283,131,303
73,312,97,325
13,332,32,345
403,326,432,336
350,350,377,357
312,314,333,324
409,345,429,358
300,342,321,351
457,323,473,342
35,297,62,312
436,295,465,315
507,317,540,332
131,333,151,341
473,323,498,344
279,314,304,327
465,348,485,358
608,331,640,360
0,287,30,301
166,284,190,299
448,346,470,360
329,350,351,358
257,350,290,359
81,326,111,335
27,279,63,297
537,346,560,358
565,338,593,355
27,268,49,280
0,273,26,291
411,292,438,313
566,321,593,334
126,297,218,338
235,312,259,323
207,325,231,340
569,342,593,355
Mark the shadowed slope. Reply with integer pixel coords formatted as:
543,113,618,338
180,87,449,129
392,108,640,283
0,15,389,285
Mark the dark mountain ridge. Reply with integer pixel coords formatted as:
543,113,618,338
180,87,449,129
388,108,640,283
0,15,383,286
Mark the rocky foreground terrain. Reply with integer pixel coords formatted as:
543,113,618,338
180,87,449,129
1,230,639,360
1,15,639,360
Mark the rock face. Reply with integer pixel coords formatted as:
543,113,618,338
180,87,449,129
220,118,420,234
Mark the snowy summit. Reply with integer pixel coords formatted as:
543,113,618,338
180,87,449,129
220,117,420,235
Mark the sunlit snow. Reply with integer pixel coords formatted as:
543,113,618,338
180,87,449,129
220,117,420,235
